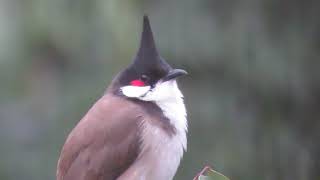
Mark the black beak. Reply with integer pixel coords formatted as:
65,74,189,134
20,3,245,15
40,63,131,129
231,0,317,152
163,69,188,82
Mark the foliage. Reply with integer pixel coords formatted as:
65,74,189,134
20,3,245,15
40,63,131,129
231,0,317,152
194,166,230,180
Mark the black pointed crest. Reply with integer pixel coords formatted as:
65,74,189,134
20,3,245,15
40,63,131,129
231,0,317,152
136,15,158,58
133,16,171,72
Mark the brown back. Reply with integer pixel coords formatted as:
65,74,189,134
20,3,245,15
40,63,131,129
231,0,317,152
57,94,143,180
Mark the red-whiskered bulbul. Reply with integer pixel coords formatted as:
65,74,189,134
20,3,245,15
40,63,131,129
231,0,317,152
57,15,188,180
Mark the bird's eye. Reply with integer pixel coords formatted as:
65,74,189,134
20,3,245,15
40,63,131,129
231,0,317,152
129,75,149,87
141,74,149,82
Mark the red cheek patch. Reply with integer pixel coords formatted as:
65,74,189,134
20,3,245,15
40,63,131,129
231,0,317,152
130,80,145,86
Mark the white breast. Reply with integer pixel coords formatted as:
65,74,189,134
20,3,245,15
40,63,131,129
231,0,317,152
140,80,187,180
121,80,187,180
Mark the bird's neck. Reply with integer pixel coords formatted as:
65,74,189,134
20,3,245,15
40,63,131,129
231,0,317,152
153,81,187,149
137,85,187,180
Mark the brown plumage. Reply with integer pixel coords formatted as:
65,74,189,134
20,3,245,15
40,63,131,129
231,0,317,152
57,93,174,180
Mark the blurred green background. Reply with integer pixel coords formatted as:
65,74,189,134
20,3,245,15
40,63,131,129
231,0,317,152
0,0,319,180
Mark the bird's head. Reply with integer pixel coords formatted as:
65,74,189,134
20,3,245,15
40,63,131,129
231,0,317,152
112,16,187,102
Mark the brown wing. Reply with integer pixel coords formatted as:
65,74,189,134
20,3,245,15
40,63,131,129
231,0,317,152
57,94,142,180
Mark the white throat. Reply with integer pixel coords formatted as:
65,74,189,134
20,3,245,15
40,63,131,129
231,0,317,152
121,80,187,180
121,80,187,141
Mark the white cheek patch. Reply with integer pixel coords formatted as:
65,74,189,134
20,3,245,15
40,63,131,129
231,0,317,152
121,85,151,98
139,80,182,102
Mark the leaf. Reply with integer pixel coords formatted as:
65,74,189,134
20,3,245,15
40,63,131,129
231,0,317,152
194,166,230,180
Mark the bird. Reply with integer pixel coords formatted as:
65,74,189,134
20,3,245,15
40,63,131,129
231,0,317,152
56,15,188,180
